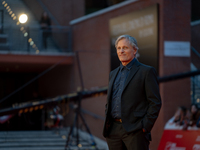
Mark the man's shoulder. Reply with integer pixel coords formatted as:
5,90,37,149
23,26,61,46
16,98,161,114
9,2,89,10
138,62,158,77
138,62,155,71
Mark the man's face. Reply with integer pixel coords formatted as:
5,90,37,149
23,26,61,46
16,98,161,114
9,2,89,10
116,39,137,66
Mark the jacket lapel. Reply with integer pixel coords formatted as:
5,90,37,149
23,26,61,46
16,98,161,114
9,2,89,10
123,60,140,91
107,67,120,102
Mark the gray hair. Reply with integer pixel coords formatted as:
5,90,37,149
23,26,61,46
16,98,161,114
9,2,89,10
115,35,139,53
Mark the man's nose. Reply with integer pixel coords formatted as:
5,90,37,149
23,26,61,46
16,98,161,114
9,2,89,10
119,48,125,52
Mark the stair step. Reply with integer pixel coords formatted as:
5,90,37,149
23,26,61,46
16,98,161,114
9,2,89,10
0,146,100,150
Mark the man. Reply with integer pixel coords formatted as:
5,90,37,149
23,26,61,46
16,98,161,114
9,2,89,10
103,35,161,150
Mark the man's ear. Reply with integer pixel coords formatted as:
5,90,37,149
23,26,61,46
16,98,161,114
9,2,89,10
133,48,137,55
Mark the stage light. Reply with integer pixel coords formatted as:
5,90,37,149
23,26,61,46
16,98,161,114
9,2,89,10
2,1,5,5
19,14,28,24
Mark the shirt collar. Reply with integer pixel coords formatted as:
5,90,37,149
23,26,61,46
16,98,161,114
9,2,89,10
120,58,136,71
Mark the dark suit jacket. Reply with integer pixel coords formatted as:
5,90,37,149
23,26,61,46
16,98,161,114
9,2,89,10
103,59,162,139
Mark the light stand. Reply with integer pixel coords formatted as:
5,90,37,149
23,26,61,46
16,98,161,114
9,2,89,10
65,52,98,150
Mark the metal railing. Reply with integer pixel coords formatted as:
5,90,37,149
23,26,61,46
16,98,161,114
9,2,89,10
0,25,72,54
192,76,200,105
191,47,200,106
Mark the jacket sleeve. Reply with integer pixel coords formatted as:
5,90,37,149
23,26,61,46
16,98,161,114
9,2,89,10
143,67,162,132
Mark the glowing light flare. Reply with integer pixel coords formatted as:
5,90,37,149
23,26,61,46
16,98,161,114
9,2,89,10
30,41,34,45
28,38,32,43
19,14,28,24
36,50,40,54
32,44,36,48
24,32,28,37
29,107,33,112
34,106,38,110
19,109,23,114
20,27,24,31
62,135,66,139
24,108,28,113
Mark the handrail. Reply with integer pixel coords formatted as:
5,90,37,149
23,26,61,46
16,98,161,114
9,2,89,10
1,70,200,116
0,87,108,116
192,46,200,58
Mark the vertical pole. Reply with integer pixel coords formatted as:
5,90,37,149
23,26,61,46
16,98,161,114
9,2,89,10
76,51,84,90
68,26,72,52
1,10,4,34
27,26,30,52
41,109,45,130
193,76,195,104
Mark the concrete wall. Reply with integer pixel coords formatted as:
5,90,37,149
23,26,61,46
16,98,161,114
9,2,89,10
70,0,191,149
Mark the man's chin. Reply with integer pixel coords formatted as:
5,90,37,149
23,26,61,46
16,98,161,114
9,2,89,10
120,60,128,63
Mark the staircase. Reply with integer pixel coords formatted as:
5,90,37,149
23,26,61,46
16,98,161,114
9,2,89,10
0,0,62,53
0,129,108,150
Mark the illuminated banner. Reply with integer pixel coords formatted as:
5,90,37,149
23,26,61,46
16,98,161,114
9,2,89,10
158,117,200,150
109,4,158,70
158,130,200,150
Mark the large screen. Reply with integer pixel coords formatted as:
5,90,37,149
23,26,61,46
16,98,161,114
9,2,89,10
109,4,158,71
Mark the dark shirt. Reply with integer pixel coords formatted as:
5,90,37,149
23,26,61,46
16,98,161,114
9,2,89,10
111,58,136,119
